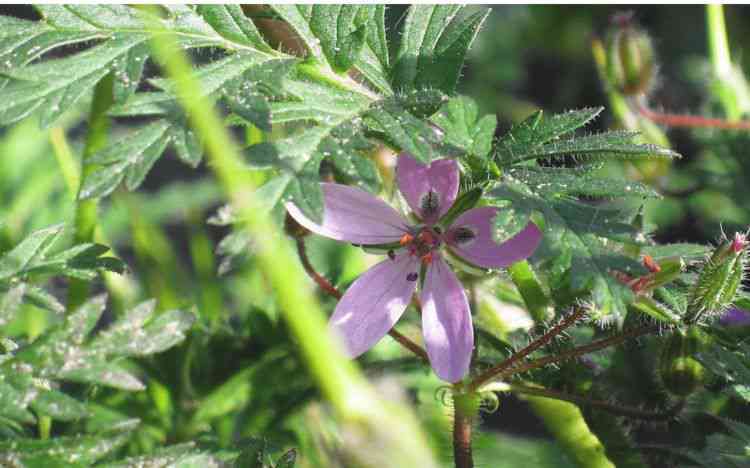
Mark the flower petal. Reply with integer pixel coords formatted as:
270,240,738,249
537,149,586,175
329,252,419,357
285,183,410,244
420,254,473,382
396,153,459,224
447,207,542,269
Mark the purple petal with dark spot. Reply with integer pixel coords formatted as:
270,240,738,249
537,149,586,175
447,207,542,268
396,153,459,224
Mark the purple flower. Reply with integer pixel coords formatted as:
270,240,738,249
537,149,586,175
286,154,542,382
720,307,750,327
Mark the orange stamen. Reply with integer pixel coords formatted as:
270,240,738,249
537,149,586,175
421,252,433,265
642,255,661,273
400,233,414,246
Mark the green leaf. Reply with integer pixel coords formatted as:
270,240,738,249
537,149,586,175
431,95,497,158
498,129,680,166
365,100,446,163
307,6,376,72
499,108,602,150
393,5,490,94
0,431,131,467
508,167,660,199
0,34,149,128
686,418,750,467
196,5,273,52
0,224,63,280
489,180,641,321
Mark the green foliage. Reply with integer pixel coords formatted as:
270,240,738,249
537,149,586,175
0,224,123,316
487,108,676,321
1,5,749,468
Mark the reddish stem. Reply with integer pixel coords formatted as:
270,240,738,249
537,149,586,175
453,407,473,468
469,307,586,391
636,100,750,130
294,238,429,362
500,325,660,379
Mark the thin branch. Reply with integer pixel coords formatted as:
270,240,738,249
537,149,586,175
500,324,661,379
511,383,685,421
636,100,750,130
469,307,586,391
294,237,429,362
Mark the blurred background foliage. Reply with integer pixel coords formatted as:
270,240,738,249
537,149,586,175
1,4,750,467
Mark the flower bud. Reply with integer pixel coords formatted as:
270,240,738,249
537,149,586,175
604,12,656,96
686,233,747,324
658,326,706,397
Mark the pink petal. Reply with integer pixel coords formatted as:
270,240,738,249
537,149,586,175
329,252,420,357
420,254,473,382
285,183,410,244
446,207,542,269
396,153,459,224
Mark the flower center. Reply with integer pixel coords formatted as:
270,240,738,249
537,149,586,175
399,226,442,265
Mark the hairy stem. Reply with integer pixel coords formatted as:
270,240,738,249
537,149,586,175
511,383,684,421
500,325,661,379
67,73,114,311
469,307,586,391
452,391,477,468
636,100,750,130
295,238,429,362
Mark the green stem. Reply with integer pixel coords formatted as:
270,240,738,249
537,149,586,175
523,394,615,468
452,391,478,468
706,5,745,120
707,5,732,83
67,73,114,311
507,260,552,322
38,415,51,440
145,14,438,467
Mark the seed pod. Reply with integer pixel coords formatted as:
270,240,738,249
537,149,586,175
605,13,656,96
659,326,707,397
686,233,747,324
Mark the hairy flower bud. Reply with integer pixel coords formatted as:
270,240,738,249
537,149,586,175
658,326,706,397
686,233,747,324
605,12,656,96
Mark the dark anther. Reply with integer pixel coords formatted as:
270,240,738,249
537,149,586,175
406,272,418,282
453,227,476,244
433,226,442,234
420,190,440,218
388,250,396,260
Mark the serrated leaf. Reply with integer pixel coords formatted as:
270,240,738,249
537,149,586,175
489,179,640,320
365,100,446,163
196,5,273,52
509,167,660,199
500,108,602,150
685,418,750,467
306,6,375,72
393,5,490,94
79,120,172,199
0,431,131,467
0,34,148,128
498,130,680,166
0,224,63,280
431,95,497,158
642,243,711,261
30,389,89,421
